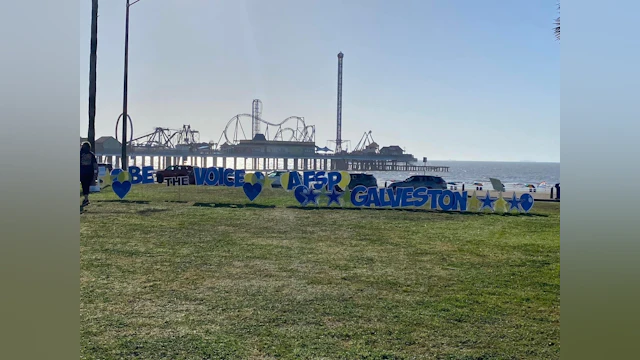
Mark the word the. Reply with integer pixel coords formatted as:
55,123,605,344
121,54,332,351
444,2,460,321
165,176,189,186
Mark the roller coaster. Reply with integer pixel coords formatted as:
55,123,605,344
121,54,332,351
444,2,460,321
131,125,202,149
115,112,205,149
352,131,379,153
217,113,315,146
113,100,315,151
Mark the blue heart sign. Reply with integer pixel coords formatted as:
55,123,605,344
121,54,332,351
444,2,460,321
112,180,132,199
242,182,262,202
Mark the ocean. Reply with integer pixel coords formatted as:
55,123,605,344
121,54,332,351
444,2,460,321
371,161,560,191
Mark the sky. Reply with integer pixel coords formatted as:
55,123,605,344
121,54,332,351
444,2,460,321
79,0,559,162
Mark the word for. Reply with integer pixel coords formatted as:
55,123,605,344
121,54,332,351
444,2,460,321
283,171,347,191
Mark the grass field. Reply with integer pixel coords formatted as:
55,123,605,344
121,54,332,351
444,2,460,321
80,185,560,359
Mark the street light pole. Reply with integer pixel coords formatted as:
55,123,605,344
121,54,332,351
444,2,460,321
121,0,141,170
121,0,131,169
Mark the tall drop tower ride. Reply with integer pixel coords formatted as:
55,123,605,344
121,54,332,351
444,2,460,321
251,99,262,139
335,52,344,153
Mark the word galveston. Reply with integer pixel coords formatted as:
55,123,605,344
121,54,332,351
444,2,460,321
282,170,469,211
283,170,533,213
351,186,467,211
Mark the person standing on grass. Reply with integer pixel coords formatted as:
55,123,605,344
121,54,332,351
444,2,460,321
80,141,98,206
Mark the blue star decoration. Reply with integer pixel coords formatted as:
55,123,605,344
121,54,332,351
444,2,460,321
506,192,521,212
305,187,320,206
325,187,344,206
477,190,498,211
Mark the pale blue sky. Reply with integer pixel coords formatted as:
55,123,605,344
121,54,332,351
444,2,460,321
80,0,559,162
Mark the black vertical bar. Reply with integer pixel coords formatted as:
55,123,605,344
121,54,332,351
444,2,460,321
121,1,130,169
88,0,98,152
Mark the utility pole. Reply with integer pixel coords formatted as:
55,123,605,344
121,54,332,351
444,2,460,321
88,0,98,151
120,0,144,170
121,0,132,170
336,52,344,153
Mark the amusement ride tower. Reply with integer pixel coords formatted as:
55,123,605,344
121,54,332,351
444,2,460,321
335,52,344,153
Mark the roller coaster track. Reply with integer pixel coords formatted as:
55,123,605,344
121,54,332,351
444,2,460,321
115,111,201,149
218,113,315,145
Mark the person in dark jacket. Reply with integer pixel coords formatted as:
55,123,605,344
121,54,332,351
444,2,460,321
80,142,98,206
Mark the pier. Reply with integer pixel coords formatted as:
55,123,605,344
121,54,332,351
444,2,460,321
94,147,449,173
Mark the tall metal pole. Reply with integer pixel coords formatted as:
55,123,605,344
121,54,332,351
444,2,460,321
121,0,131,170
336,52,344,153
88,0,98,151
252,99,262,139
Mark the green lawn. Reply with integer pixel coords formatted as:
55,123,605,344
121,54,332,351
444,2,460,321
81,185,560,359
